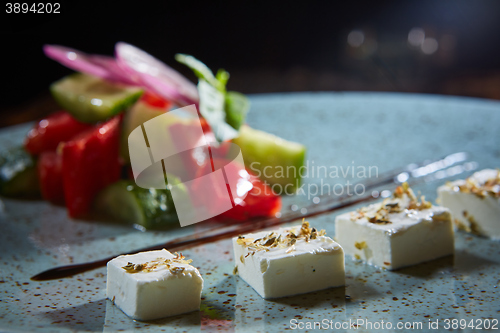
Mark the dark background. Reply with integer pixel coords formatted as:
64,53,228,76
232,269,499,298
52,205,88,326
2,0,500,127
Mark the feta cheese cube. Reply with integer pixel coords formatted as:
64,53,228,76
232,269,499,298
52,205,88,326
232,221,344,299
106,249,203,321
438,169,500,240
335,183,454,270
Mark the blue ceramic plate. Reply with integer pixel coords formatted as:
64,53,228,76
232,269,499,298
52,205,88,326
1,93,499,332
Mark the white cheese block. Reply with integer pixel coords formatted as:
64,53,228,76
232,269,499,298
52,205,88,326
438,169,500,240
106,249,203,321
335,188,454,270
232,224,344,299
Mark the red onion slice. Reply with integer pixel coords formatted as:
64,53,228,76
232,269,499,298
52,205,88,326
44,45,138,86
139,75,194,106
44,45,115,81
115,42,199,106
88,55,137,85
44,43,200,107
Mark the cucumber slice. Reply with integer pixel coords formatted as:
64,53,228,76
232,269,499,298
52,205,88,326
120,100,170,162
0,146,39,197
120,100,193,167
94,179,186,229
232,125,306,193
50,73,143,123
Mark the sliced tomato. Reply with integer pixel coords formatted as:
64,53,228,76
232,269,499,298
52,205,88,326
140,91,172,109
189,153,282,222
62,115,122,218
199,117,211,134
24,111,92,155
37,151,64,205
217,170,282,221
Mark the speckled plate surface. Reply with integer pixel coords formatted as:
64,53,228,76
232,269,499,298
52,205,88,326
1,92,500,332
